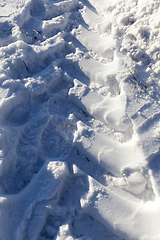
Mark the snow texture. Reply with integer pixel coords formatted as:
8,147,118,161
1,0,160,239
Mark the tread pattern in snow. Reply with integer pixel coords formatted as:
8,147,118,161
1,0,160,240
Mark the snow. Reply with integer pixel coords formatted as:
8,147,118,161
1,0,160,239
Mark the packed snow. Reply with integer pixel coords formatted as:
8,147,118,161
1,0,160,239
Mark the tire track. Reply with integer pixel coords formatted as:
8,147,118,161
67,1,160,240
0,1,121,240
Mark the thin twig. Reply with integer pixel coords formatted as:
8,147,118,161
21,58,29,71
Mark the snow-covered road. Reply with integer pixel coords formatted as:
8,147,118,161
1,0,160,239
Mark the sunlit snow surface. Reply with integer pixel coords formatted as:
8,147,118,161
1,0,160,239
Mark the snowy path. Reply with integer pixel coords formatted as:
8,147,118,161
1,0,160,239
